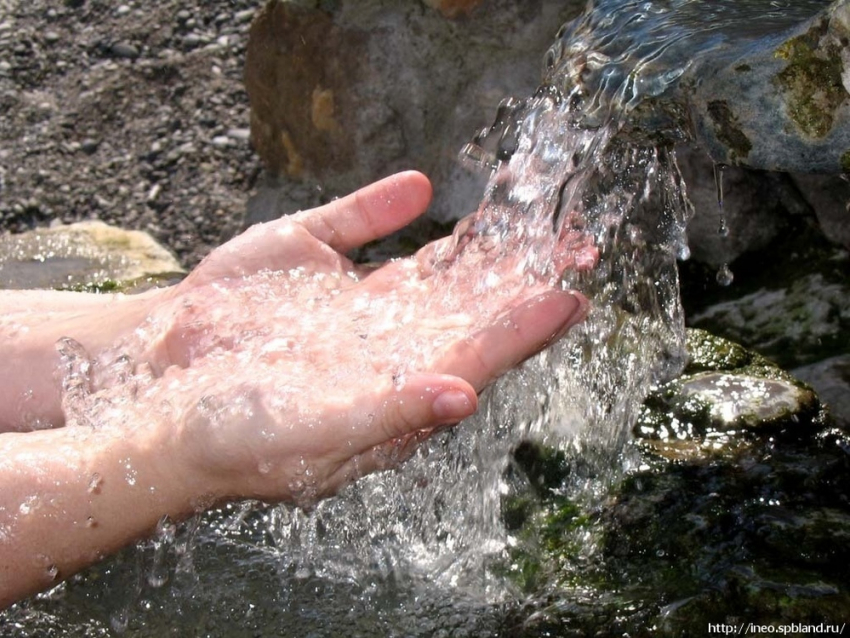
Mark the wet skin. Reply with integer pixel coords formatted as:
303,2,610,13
0,171,593,607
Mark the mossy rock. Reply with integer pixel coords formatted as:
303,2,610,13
0,221,185,292
636,329,828,449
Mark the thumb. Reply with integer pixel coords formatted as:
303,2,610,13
350,373,478,454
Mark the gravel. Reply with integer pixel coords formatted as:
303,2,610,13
0,0,265,269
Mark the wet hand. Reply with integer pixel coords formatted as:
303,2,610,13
117,172,591,506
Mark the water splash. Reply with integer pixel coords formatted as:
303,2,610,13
8,0,834,633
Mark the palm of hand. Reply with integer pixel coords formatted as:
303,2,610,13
125,172,591,505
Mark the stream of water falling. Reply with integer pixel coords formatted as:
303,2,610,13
253,0,830,609
2,0,835,635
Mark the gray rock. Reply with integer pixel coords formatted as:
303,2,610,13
791,173,850,249
546,0,850,173
689,268,850,369
0,221,184,290
110,41,140,59
794,354,850,426
686,0,850,173
244,0,585,226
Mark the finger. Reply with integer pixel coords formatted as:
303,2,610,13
323,428,436,496
343,372,478,455
291,171,433,253
432,290,588,392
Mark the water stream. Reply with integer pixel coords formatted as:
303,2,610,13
2,0,837,635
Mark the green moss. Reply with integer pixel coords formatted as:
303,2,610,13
775,24,846,138
841,150,850,172
734,63,752,72
684,328,753,373
57,272,185,294
706,100,752,161
59,279,123,294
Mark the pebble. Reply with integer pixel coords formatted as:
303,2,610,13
44,31,61,44
211,136,232,147
80,138,100,154
234,9,255,24
183,33,203,47
116,5,131,16
111,42,140,59
226,128,250,142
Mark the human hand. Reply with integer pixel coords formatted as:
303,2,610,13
92,172,594,507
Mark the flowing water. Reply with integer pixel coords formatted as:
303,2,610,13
2,0,835,635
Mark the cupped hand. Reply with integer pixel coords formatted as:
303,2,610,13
109,172,594,507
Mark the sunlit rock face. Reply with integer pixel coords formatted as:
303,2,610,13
0,221,184,291
686,0,850,173
243,0,585,225
636,329,825,449
244,0,848,269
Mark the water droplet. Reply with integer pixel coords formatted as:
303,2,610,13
147,569,168,589
46,564,59,580
713,162,726,209
716,264,734,286
257,460,273,475
156,516,176,542
677,243,691,261
392,370,407,390
19,496,36,515
110,609,129,634
288,478,305,496
718,218,729,237
86,516,97,528
88,472,103,494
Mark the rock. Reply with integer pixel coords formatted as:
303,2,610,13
688,268,850,369
0,221,184,291
80,137,100,154
244,0,585,226
110,41,140,59
423,0,485,19
547,0,850,173
794,354,850,427
678,372,818,431
636,329,826,449
791,173,850,249
686,0,850,173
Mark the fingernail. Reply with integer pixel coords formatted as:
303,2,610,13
432,390,475,421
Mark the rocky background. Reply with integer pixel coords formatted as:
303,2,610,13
0,0,263,268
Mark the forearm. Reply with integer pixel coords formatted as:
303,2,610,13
0,420,198,608
0,289,165,431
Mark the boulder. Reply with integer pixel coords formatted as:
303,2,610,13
794,354,850,427
686,0,850,173
243,0,585,227
0,221,184,291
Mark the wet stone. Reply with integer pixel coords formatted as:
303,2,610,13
636,329,826,446
678,372,818,431
110,42,140,59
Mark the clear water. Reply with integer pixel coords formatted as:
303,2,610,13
2,0,833,634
